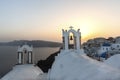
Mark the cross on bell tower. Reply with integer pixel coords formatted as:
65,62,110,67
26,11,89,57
69,26,73,29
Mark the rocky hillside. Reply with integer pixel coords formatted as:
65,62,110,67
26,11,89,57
37,50,60,72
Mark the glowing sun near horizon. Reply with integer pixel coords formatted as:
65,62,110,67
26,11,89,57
72,24,93,41
80,25,91,38
58,19,98,42
60,19,97,42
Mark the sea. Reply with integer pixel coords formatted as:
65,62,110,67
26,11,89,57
0,46,59,78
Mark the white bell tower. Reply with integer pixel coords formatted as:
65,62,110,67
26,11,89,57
17,44,34,64
62,26,82,51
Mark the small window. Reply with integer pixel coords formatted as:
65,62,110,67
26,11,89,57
117,45,119,47
106,48,108,50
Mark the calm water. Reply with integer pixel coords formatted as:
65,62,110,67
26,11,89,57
0,46,59,78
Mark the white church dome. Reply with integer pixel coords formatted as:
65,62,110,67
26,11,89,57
1,64,43,80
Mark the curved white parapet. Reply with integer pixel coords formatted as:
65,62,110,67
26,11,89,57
1,64,43,80
48,51,120,80
104,54,120,69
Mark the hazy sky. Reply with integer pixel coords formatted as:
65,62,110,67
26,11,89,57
0,0,120,42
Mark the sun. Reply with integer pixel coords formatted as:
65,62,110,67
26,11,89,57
72,24,91,39
80,24,91,38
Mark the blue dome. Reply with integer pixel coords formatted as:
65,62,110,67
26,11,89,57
100,52,107,58
102,43,111,46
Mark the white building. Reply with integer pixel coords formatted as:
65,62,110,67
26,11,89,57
98,42,120,55
115,37,120,43
109,37,120,51
111,43,120,51
97,43,111,55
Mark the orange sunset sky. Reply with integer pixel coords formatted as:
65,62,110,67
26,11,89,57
0,0,120,43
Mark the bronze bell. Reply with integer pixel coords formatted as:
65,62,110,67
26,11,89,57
23,48,27,54
70,36,73,40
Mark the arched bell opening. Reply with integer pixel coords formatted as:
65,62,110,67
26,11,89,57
68,32,76,49
23,48,28,64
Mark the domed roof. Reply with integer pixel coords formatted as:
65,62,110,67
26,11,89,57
102,43,111,46
1,65,43,80
49,51,120,80
100,52,107,58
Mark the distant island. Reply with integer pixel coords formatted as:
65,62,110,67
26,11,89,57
0,40,62,47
